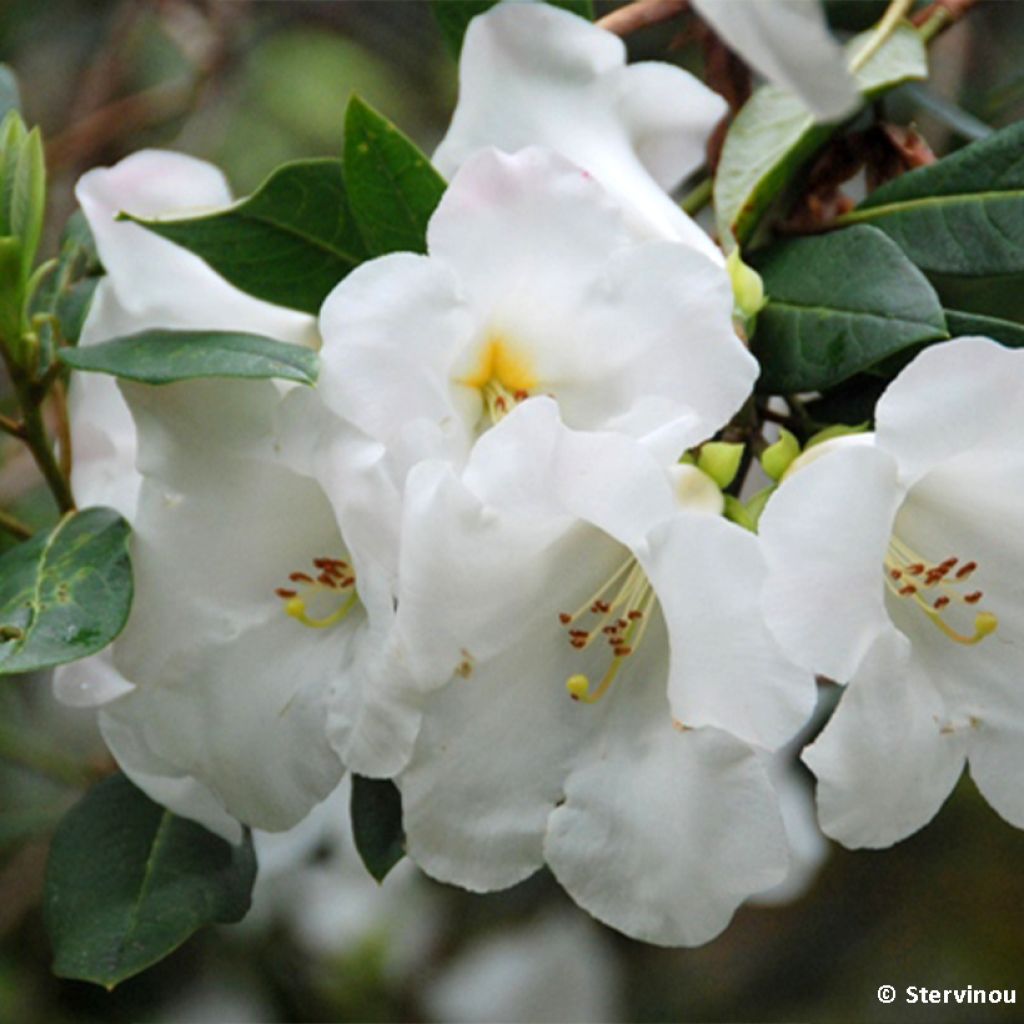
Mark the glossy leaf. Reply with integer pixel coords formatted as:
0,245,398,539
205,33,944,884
715,23,927,249
752,225,948,393
433,0,593,56
0,508,132,676
343,96,446,256
350,775,405,883
45,773,256,989
59,329,318,386
125,159,367,314
944,308,1024,348
842,120,1024,276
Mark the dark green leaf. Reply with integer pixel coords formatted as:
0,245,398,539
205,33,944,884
433,0,592,57
944,308,1024,348
844,120,1024,276
715,23,926,249
59,329,319,385
0,508,132,676
752,225,948,393
350,775,404,883
125,159,367,314
0,65,19,118
343,96,446,257
45,773,256,989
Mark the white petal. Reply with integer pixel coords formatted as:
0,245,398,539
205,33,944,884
760,442,903,682
643,512,816,750
98,708,243,844
435,3,725,253
399,619,599,892
803,632,968,848
76,150,316,342
691,0,859,121
546,668,788,945
52,649,134,708
109,380,349,830
462,397,677,548
424,911,623,1024
317,252,475,462
876,336,1024,487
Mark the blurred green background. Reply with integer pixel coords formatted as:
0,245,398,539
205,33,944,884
2,2,1023,1021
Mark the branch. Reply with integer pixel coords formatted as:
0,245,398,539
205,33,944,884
596,0,688,37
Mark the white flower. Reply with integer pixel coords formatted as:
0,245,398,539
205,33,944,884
317,146,755,476
433,1,726,259
68,149,318,520
423,910,623,1024
55,150,318,709
94,380,402,840
691,0,859,121
760,337,1024,848
58,151,410,838
389,399,812,945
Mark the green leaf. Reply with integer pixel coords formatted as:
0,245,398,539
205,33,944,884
433,0,592,57
841,120,1024,276
350,775,405,883
59,329,319,386
752,225,948,393
343,96,446,257
0,235,22,343
10,126,44,278
0,65,19,118
45,773,256,989
125,159,367,314
715,23,927,249
944,308,1024,348
0,508,132,676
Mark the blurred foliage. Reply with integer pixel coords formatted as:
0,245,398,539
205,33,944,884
1,2,1024,1022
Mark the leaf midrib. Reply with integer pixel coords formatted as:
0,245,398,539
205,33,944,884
844,187,1024,223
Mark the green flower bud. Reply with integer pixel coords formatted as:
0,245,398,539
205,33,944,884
761,427,801,481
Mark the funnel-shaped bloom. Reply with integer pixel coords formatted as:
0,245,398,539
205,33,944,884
388,399,811,944
760,338,1024,847
318,146,755,476
433,1,726,258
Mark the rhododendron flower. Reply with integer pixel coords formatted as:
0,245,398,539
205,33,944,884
387,400,812,944
55,151,406,838
760,337,1024,848
96,380,403,840
433,1,726,259
68,150,317,521
691,0,859,121
317,146,755,475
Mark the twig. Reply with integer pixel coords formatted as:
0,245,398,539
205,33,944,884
913,0,980,42
596,0,688,37
0,414,24,440
51,379,73,482
0,508,32,541
680,177,712,216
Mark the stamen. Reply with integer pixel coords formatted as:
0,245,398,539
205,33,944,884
884,539,998,647
560,559,656,704
276,556,358,630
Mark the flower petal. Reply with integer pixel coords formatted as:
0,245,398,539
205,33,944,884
691,0,858,121
546,672,788,945
760,442,902,682
876,336,1024,487
643,512,816,750
317,252,475,463
803,631,968,848
434,3,724,254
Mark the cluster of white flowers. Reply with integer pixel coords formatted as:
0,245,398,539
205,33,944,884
55,2,1021,947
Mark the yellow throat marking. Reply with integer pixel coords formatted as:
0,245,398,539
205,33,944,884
458,336,537,423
